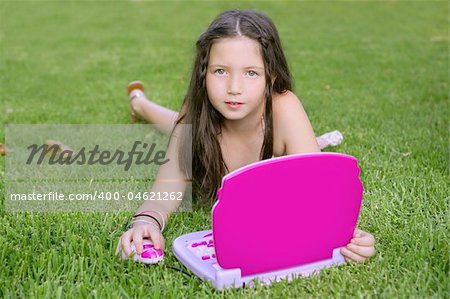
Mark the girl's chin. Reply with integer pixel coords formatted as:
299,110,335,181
220,112,247,121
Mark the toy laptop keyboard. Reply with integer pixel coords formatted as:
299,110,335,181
173,153,363,290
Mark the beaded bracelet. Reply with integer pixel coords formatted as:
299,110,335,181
132,213,161,230
136,210,165,232
127,219,160,230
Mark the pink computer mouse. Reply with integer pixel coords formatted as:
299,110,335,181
122,239,164,264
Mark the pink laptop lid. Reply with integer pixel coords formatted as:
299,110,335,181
212,153,363,276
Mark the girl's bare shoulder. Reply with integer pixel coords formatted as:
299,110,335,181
272,90,300,111
272,91,320,155
272,90,305,127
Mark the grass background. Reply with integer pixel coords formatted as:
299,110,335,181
0,1,448,298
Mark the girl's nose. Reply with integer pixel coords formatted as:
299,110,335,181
227,75,242,95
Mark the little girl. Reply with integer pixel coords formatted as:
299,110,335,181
116,9,375,264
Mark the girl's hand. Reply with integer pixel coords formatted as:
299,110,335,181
115,221,165,258
340,229,375,263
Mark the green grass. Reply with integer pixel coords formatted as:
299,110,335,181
1,1,448,298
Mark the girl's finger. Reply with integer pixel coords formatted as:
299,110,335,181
132,228,145,255
354,228,363,238
346,243,376,258
351,231,375,247
340,246,366,263
121,231,133,257
148,228,164,250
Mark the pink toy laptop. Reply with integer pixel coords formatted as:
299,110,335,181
173,152,363,290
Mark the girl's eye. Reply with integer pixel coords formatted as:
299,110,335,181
247,71,258,77
215,69,226,75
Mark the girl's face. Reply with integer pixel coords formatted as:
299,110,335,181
206,36,266,122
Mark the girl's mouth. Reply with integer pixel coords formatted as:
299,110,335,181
225,101,243,108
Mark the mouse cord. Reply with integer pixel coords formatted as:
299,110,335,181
164,265,203,284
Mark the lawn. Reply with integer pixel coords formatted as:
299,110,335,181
0,1,448,298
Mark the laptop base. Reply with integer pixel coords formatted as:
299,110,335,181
172,230,346,290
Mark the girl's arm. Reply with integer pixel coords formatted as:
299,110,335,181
272,91,320,155
116,123,189,257
135,123,189,221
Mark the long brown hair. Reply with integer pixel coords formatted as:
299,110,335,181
177,10,293,201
